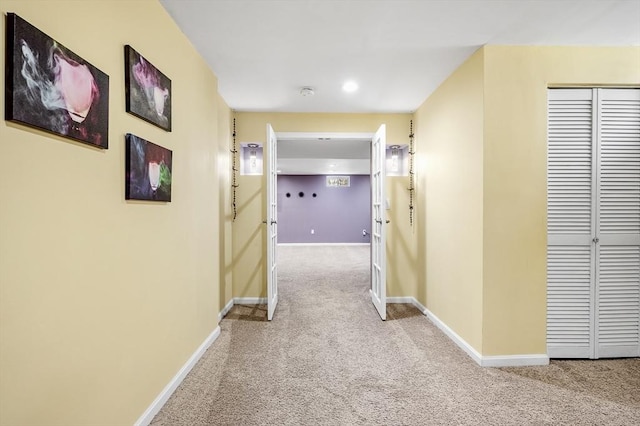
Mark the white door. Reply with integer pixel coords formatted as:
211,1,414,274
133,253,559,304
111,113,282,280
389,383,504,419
547,89,595,358
371,125,387,320
266,124,278,320
595,89,640,358
547,88,640,359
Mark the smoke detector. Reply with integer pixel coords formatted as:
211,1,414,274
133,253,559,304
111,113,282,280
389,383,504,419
300,87,315,96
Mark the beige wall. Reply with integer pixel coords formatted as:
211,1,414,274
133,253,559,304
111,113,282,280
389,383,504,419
481,46,640,355
413,45,640,357
218,95,234,312
0,1,230,425
413,49,485,352
232,112,417,299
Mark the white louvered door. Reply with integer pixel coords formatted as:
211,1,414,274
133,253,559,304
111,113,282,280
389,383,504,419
596,89,640,358
547,89,596,358
547,88,640,359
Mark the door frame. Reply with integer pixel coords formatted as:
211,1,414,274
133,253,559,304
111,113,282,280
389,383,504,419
273,130,385,317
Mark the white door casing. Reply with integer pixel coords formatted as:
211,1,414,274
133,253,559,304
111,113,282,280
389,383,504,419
266,124,278,321
371,124,387,320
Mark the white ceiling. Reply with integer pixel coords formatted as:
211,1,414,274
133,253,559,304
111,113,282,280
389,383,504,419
159,0,640,174
160,0,640,114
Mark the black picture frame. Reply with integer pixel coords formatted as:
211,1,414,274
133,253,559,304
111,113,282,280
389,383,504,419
125,134,172,202
124,45,172,132
4,13,109,148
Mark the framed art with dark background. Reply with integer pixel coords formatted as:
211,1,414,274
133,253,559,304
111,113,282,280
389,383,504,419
5,13,109,148
124,45,172,131
125,133,172,202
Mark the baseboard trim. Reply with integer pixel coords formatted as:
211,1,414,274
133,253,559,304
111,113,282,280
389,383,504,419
278,243,370,246
394,296,549,368
387,297,415,304
481,354,549,367
218,299,234,323
234,297,267,305
421,305,484,366
411,298,428,315
134,326,221,426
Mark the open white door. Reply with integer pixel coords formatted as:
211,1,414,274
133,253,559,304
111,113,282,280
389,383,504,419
371,124,387,320
266,124,278,320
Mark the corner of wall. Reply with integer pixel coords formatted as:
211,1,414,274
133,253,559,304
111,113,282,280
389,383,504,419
413,47,485,355
218,95,234,315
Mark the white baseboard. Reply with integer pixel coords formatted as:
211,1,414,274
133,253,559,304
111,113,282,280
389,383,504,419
481,354,549,367
135,326,221,426
421,305,484,366
391,296,549,368
234,297,267,304
410,297,428,315
387,297,415,304
278,243,370,246
218,299,234,323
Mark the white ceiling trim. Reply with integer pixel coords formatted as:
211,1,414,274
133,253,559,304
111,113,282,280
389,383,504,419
276,132,375,141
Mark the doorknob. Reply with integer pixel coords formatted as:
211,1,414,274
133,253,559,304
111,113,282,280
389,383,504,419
375,219,382,224
386,220,390,224
271,220,277,225
592,237,599,243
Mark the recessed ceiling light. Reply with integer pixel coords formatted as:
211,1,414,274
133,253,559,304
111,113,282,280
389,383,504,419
342,81,358,93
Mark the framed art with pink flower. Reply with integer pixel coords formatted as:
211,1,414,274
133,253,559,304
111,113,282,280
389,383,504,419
124,45,171,132
5,13,109,148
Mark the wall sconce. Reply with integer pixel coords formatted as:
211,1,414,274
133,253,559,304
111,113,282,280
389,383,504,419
386,144,408,176
390,145,400,173
240,143,263,175
248,143,259,173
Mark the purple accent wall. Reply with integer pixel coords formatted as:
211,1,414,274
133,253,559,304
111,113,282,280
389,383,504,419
277,175,371,244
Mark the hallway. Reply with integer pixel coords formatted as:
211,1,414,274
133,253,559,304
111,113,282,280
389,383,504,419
152,245,640,425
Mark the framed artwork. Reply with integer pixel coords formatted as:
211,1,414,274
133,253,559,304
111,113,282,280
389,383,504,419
326,176,350,187
124,45,172,131
4,13,109,148
125,134,172,202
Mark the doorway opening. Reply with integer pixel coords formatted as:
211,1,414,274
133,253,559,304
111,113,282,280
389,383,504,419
277,136,372,245
266,128,387,320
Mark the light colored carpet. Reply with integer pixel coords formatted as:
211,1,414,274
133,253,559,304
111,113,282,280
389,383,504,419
151,245,640,425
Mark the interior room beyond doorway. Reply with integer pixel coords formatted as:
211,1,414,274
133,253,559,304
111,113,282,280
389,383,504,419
276,133,374,245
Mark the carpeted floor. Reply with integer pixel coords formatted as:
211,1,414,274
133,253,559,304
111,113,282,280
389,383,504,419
151,245,640,425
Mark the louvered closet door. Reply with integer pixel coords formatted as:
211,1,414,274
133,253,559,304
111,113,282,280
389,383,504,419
547,89,595,359
547,88,640,359
596,89,640,358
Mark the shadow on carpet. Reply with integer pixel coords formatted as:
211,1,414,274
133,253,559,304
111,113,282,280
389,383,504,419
224,304,267,322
